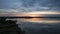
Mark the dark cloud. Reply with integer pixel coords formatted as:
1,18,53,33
0,0,60,12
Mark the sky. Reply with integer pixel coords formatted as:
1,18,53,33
0,0,60,13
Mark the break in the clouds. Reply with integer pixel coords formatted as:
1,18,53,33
0,0,60,12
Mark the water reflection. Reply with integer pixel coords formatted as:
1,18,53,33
17,18,60,34
17,18,60,24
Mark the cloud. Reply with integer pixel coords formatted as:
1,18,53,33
0,9,18,13
0,0,60,12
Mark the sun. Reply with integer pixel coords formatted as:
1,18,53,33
23,14,43,17
26,14,40,17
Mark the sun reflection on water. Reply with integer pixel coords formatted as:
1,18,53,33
17,18,60,24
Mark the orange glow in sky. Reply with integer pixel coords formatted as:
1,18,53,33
15,14,43,17
15,11,60,17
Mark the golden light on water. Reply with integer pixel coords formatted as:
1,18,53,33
29,18,43,21
24,19,60,24
17,18,60,24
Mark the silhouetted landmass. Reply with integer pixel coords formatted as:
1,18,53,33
0,16,60,19
0,17,25,34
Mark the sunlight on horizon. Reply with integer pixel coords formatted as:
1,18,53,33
0,11,60,24
24,11,60,14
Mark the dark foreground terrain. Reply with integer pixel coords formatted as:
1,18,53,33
0,17,25,34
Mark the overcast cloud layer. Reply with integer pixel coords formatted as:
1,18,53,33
0,0,60,12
